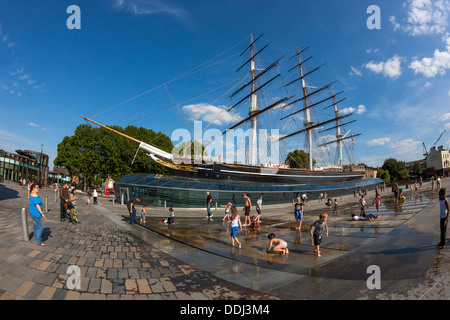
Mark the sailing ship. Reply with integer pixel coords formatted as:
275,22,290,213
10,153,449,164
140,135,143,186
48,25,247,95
82,34,365,186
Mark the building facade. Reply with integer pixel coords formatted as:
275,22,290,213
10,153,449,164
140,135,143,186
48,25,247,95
426,146,450,176
0,149,49,185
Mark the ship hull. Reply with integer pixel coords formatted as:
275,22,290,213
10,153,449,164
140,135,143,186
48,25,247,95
166,162,365,185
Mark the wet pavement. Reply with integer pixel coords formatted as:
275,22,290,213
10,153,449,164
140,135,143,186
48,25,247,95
0,178,449,300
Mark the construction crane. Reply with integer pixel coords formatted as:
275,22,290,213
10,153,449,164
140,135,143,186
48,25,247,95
434,130,446,147
423,130,446,157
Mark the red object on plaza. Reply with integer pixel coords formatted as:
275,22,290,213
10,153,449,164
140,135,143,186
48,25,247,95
106,188,110,196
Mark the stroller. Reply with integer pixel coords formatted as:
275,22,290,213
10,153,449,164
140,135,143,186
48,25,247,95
64,202,80,223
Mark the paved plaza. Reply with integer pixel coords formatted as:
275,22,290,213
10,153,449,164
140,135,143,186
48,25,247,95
0,178,449,301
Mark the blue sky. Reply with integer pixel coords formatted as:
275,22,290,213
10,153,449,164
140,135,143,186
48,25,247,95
1,0,450,170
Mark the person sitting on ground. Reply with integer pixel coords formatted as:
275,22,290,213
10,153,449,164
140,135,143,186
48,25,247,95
365,213,380,221
351,213,366,221
161,207,175,225
248,215,260,229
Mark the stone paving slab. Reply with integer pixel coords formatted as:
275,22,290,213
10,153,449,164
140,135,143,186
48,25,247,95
0,178,449,302
0,182,277,301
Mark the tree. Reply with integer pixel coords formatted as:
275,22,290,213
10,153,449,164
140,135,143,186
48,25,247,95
285,149,316,169
412,161,423,176
172,140,207,161
381,158,409,181
377,168,390,183
54,124,174,186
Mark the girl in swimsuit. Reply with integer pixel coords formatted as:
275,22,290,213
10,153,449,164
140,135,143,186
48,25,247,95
266,233,289,255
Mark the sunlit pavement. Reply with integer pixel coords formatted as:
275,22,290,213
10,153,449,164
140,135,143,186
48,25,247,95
0,178,449,300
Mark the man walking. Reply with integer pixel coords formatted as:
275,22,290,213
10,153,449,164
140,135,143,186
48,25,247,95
206,192,213,218
59,183,69,222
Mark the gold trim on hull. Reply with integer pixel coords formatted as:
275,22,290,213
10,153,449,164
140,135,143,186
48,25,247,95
155,158,198,173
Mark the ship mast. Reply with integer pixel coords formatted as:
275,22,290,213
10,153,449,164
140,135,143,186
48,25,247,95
332,88,343,167
296,47,314,170
225,34,289,166
280,47,361,169
249,34,258,166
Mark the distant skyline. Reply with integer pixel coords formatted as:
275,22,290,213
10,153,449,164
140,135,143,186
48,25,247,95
1,0,450,170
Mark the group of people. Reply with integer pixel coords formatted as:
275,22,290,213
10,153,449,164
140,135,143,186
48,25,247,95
351,192,382,221
215,192,329,257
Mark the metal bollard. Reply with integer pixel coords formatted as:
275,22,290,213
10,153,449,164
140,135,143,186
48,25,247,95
164,200,167,210
112,196,115,206
45,197,48,213
21,208,29,242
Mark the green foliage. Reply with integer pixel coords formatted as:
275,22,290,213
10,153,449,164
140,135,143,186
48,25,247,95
377,168,390,183
54,124,174,185
286,149,316,169
172,140,207,159
381,158,409,181
412,161,424,176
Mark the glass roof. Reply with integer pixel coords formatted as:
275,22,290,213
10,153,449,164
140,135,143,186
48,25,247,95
116,174,383,192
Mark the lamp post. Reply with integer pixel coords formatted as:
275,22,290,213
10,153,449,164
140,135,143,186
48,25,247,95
38,144,43,186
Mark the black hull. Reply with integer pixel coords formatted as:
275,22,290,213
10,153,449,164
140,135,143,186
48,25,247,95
168,162,364,185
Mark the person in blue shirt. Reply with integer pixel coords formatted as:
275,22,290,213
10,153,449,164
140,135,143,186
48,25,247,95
29,182,46,246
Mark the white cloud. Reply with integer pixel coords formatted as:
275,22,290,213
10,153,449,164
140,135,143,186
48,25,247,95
365,55,402,79
390,16,401,31
409,33,450,77
391,0,450,36
350,66,362,76
182,103,241,126
340,104,366,115
114,0,191,26
27,122,40,127
440,113,450,121
367,137,391,146
389,138,422,156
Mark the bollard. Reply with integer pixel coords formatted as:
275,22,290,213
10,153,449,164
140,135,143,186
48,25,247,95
112,196,115,206
21,208,29,242
45,197,48,213
215,202,218,211
164,200,167,210
121,194,124,205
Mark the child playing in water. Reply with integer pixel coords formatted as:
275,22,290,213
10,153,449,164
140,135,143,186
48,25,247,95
294,196,303,230
161,207,175,225
140,205,147,225
266,233,289,255
222,202,232,222
310,212,328,257
372,192,381,216
256,194,263,223
332,199,339,215
248,215,259,229
226,206,242,248
360,194,366,216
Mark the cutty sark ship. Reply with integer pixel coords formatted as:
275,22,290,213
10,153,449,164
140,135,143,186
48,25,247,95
82,34,365,186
